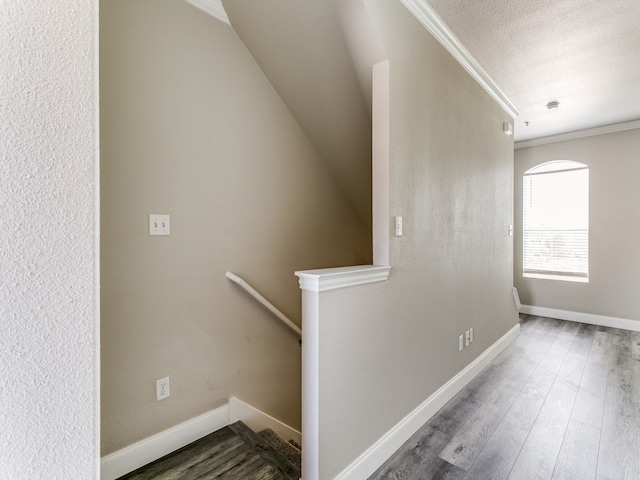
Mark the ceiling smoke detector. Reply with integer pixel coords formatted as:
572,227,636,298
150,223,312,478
546,101,560,110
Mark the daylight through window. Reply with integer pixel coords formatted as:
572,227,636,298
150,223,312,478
523,161,589,282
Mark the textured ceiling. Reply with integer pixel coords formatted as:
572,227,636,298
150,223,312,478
427,0,640,141
202,0,640,142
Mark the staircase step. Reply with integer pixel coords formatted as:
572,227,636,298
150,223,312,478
117,421,300,480
288,439,301,450
258,428,302,470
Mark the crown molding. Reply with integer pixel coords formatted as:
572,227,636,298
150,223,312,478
184,0,229,24
399,0,519,119
515,119,640,149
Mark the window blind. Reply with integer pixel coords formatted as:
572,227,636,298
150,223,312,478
523,163,589,279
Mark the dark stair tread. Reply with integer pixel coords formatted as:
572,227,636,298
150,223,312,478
288,439,301,450
117,421,300,480
229,422,300,478
257,428,302,470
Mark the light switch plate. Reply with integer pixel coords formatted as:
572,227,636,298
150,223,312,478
149,214,170,236
395,216,403,237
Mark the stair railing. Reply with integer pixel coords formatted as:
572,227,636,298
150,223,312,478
226,271,302,339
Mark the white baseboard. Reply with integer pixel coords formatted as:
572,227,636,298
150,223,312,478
520,305,640,332
335,323,521,479
229,396,302,445
512,287,521,311
100,403,230,480
100,397,301,480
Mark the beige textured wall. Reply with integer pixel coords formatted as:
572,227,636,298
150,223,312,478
222,0,374,230
100,0,371,455
514,128,640,320
317,1,519,477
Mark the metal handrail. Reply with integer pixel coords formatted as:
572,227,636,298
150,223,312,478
225,272,302,338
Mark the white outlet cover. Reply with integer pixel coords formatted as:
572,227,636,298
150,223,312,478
156,377,170,401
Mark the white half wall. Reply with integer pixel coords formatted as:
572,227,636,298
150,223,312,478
335,324,520,479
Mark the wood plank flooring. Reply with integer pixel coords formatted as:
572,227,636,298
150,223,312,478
117,421,300,480
370,315,640,480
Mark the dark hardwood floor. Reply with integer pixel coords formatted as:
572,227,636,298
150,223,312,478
370,315,640,480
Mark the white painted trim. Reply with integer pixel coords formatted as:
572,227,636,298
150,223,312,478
520,305,640,332
184,0,229,24
334,323,521,480
229,397,302,445
512,287,521,311
399,0,519,119
372,60,390,267
515,120,640,149
295,265,391,293
100,403,230,480
300,289,320,480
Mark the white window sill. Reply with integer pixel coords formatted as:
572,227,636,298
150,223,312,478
523,273,589,283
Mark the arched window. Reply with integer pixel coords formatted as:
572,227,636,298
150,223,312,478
523,161,589,282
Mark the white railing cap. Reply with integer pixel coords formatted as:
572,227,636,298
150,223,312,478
295,265,391,293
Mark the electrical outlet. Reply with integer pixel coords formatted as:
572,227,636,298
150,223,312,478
465,330,470,346
470,328,474,343
459,335,464,352
156,377,170,401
